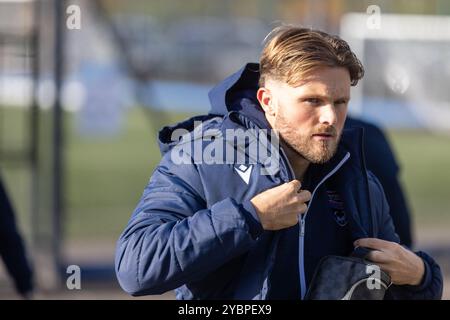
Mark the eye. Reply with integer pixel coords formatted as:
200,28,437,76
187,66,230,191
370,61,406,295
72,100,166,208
334,99,348,106
304,98,321,105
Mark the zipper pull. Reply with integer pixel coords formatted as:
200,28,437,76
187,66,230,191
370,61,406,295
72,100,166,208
300,216,305,237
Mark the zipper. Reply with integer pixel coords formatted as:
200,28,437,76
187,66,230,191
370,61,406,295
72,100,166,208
298,152,351,299
299,217,307,298
264,146,350,300
259,147,295,299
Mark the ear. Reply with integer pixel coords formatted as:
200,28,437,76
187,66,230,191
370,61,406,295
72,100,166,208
257,87,276,117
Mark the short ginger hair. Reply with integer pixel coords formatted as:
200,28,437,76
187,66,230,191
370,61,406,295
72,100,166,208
259,25,364,87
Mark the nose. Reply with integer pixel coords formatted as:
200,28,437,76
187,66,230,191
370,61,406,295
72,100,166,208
318,104,337,126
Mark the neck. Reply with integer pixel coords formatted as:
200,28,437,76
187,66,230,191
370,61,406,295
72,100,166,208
281,140,310,181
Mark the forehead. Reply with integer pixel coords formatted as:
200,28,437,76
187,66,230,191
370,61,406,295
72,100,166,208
284,67,351,96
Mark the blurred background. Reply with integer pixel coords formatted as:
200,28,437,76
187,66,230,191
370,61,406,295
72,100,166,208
0,0,449,299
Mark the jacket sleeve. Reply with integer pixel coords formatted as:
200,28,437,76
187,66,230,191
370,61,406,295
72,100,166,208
115,152,261,296
367,172,443,300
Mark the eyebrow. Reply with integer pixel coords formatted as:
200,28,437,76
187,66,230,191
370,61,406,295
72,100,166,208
298,94,350,102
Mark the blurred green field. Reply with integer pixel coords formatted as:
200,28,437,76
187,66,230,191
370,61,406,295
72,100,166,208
1,107,450,242
387,130,450,228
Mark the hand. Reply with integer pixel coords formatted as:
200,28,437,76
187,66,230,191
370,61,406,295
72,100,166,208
354,238,425,286
250,180,311,231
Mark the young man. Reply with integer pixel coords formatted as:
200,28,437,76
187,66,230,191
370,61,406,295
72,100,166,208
115,26,442,299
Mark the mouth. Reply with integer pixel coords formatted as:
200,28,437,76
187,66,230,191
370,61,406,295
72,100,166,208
312,133,335,140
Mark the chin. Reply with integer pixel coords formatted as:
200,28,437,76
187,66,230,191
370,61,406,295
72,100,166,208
310,156,331,165
310,148,337,164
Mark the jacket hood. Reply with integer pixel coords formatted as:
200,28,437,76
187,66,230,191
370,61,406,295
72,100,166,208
157,63,266,154
208,63,260,116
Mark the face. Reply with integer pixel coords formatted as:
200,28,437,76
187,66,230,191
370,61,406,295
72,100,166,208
257,67,351,164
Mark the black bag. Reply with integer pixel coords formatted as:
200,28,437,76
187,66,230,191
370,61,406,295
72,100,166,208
305,247,392,300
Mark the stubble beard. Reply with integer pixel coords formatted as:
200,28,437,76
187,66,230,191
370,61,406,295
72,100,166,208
274,110,341,164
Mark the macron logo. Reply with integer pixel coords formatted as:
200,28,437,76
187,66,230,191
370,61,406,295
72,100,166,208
234,164,253,185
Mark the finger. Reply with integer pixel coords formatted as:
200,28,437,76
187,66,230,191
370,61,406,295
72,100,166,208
373,262,396,279
368,262,393,280
296,190,312,203
374,263,392,273
287,179,302,192
354,238,395,252
285,198,307,213
366,250,392,264
296,203,308,214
